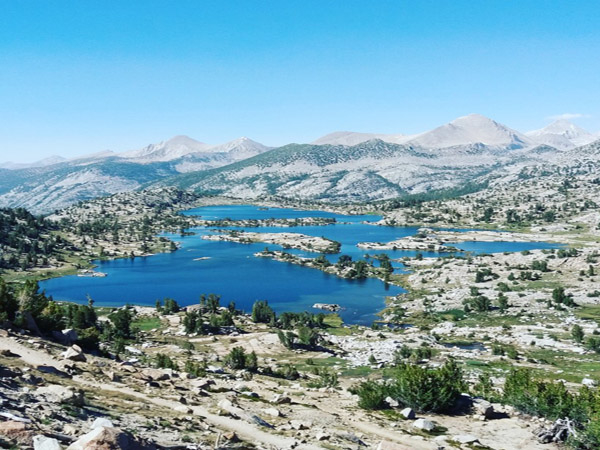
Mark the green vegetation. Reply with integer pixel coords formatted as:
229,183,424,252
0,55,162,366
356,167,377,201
0,208,66,272
224,347,258,371
500,368,600,449
352,359,465,413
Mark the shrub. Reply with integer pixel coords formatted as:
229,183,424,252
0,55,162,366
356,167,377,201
155,353,177,370
224,347,258,371
353,360,465,413
352,380,390,410
572,325,585,343
224,347,247,370
252,300,275,324
502,368,586,422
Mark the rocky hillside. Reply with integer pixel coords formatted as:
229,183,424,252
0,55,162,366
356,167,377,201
0,188,206,281
379,140,600,230
0,138,272,215
155,138,556,202
0,208,71,272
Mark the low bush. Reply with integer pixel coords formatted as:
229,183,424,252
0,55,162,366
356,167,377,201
352,359,465,413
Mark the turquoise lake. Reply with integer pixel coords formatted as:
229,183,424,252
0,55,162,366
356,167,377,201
40,205,561,325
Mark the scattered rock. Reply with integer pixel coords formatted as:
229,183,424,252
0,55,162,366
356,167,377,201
21,373,44,385
91,418,114,430
140,368,170,381
33,435,62,450
242,391,259,398
66,426,157,450
272,394,292,404
385,396,399,408
412,418,435,432
400,407,415,420
223,431,239,442
104,371,120,382
0,421,35,447
473,398,494,419
36,365,71,378
582,377,597,387
0,348,19,357
62,425,79,436
315,431,330,441
453,434,480,444
290,420,310,430
35,385,84,406
174,405,192,414
262,407,281,418
62,345,86,362
53,329,78,346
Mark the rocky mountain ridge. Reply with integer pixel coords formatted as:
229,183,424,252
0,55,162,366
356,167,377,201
1,114,599,214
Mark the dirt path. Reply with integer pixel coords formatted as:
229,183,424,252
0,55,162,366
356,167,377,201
0,335,319,449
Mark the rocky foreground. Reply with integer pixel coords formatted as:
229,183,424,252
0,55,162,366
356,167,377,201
0,307,559,450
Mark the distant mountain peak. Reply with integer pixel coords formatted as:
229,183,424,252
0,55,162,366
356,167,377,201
406,114,532,149
120,135,211,162
526,120,596,150
311,131,406,146
0,155,67,170
207,136,271,156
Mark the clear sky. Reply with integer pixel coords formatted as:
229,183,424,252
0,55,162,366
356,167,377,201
1,0,599,161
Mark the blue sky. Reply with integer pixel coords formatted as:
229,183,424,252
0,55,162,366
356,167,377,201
1,1,599,161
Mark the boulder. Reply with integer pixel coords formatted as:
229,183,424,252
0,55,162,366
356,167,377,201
385,396,399,408
104,371,120,382
62,424,79,436
0,421,35,446
290,420,310,430
582,377,597,387
0,420,34,446
62,345,86,362
66,426,157,450
33,435,62,450
35,385,84,406
400,407,415,420
53,329,78,345
174,405,192,414
140,368,170,382
262,408,281,418
22,373,44,385
453,434,480,445
37,365,71,378
272,394,291,404
412,418,435,432
315,432,330,441
91,418,114,430
223,432,239,442
472,398,494,419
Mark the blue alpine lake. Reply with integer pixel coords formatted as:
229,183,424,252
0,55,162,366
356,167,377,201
40,205,561,325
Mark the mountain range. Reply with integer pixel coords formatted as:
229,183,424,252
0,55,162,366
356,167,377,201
312,114,598,150
1,114,598,213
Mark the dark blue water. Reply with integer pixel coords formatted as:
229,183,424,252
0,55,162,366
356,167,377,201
40,205,560,325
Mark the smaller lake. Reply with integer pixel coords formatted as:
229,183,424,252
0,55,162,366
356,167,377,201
41,205,561,325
